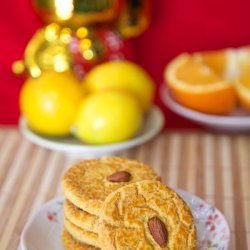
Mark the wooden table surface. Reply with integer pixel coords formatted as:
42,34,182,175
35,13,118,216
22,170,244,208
0,127,249,250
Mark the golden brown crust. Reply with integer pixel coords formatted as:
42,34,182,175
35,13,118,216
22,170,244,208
62,157,160,215
61,229,99,250
99,180,197,250
64,217,100,248
64,199,99,233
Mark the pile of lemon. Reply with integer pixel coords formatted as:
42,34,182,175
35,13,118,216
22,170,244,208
20,61,155,144
164,46,250,114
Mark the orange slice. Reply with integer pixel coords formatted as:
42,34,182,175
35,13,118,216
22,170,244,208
164,53,237,114
234,47,250,110
193,49,227,75
235,68,250,110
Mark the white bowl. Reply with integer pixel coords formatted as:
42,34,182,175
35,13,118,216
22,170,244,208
160,85,250,132
19,105,165,158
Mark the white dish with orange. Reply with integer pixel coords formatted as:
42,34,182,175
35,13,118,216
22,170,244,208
161,85,250,131
163,47,250,129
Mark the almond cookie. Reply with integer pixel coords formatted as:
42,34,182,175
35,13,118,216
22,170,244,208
64,217,100,248
64,199,99,233
61,229,99,250
99,180,197,250
62,157,160,215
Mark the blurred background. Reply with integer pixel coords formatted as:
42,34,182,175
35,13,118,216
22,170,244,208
1,0,250,128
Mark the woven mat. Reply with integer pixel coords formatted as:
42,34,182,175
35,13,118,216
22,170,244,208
0,128,249,249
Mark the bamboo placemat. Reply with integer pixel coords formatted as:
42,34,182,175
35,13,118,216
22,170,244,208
0,127,249,250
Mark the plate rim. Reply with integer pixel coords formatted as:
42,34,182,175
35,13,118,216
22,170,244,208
20,196,64,250
160,84,250,128
19,105,165,154
20,191,230,250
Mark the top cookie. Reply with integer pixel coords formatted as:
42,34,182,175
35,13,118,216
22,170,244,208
62,157,160,215
99,180,197,250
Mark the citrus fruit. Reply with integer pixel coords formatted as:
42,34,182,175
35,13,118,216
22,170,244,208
20,71,84,136
164,53,237,114
227,47,250,110
83,60,155,111
236,63,250,110
74,90,143,144
193,49,227,75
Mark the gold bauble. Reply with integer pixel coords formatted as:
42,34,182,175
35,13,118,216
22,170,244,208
13,0,152,77
32,0,119,28
24,24,73,78
117,0,152,38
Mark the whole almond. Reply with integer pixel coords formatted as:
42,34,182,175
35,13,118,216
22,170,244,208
148,217,167,248
107,171,131,182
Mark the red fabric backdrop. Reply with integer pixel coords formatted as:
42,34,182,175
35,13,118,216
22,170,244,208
1,0,250,128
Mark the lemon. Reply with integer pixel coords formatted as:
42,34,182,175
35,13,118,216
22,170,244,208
74,91,143,144
20,71,84,136
83,61,155,111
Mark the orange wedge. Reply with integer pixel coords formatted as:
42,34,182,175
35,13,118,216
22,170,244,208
233,47,250,110
235,62,250,110
193,49,227,75
164,53,237,114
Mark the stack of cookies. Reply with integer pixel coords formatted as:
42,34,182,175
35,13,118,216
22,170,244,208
61,157,161,249
61,157,197,249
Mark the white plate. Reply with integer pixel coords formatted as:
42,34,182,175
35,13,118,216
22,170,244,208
160,85,250,132
19,106,165,158
20,191,230,250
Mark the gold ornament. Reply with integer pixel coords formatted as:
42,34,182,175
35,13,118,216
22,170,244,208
32,0,119,28
117,0,152,38
13,0,151,77
23,23,73,78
